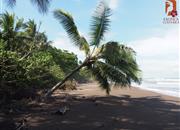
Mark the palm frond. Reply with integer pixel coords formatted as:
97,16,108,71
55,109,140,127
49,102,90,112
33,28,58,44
80,36,90,55
54,9,90,55
0,12,15,32
30,0,51,13
88,63,110,94
15,18,24,32
98,41,141,86
90,1,111,47
96,61,131,87
24,20,37,37
5,0,50,13
5,0,16,7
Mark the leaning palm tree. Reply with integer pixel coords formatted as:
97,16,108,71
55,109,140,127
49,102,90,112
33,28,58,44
45,1,141,97
5,0,51,13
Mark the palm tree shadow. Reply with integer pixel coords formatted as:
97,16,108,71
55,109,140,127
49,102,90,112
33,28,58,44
24,94,180,130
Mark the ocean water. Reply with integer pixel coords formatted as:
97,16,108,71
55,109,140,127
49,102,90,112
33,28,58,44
133,78,180,98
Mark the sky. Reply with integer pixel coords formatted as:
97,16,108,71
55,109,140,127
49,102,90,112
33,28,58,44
1,0,179,79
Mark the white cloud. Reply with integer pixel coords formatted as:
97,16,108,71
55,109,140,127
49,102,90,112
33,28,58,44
131,29,179,58
52,33,86,61
108,0,119,10
104,0,119,10
129,28,179,79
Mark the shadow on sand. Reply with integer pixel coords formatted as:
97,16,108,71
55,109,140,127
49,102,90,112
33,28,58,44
0,95,180,130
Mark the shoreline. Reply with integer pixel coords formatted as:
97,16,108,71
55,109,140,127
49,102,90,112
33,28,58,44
133,85,180,98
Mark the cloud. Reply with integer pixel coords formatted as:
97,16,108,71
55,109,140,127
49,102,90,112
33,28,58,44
109,0,119,10
52,33,86,61
129,28,179,79
105,0,119,10
131,29,179,58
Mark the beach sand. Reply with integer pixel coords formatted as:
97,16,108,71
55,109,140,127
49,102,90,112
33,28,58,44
1,82,180,130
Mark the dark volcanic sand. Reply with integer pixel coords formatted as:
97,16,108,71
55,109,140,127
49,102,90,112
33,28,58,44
0,82,180,130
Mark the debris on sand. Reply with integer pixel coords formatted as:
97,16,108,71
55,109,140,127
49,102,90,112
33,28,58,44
90,97,96,102
52,106,70,115
15,118,28,130
93,122,105,128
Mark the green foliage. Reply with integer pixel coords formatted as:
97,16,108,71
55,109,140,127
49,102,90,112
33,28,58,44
0,50,26,88
0,42,81,89
46,46,79,75
0,12,87,101
49,64,64,81
76,67,92,83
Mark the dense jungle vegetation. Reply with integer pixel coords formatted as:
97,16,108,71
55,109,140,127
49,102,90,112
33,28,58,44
0,12,90,103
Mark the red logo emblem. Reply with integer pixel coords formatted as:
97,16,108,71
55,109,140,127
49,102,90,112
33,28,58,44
165,0,178,17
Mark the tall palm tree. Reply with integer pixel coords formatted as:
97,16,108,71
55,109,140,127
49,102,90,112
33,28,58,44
5,0,51,13
18,19,51,60
24,20,52,47
0,12,50,56
0,12,24,50
24,20,38,38
45,1,141,97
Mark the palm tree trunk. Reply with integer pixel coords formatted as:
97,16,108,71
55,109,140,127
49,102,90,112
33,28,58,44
44,59,87,97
